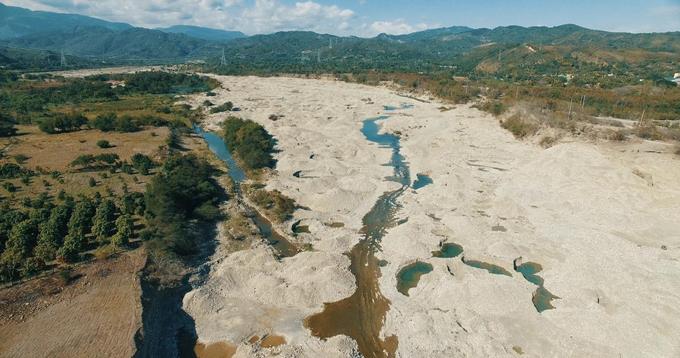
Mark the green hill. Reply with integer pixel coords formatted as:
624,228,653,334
0,2,130,39
157,25,245,43
3,26,219,60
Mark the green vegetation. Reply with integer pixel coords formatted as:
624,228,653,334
0,72,215,128
0,163,34,179
92,199,116,243
0,68,224,284
70,153,120,170
222,117,276,170
144,154,221,257
123,71,219,94
501,114,540,139
112,214,134,247
0,111,17,137
96,140,112,148
0,191,141,281
249,188,296,223
38,112,87,134
131,153,155,175
210,101,233,114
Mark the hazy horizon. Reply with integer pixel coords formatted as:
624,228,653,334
2,0,679,37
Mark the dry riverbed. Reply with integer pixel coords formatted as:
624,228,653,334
184,75,680,357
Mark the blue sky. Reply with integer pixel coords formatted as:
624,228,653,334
5,0,680,36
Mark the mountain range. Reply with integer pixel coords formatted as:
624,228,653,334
0,1,678,77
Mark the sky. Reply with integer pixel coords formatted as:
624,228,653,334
4,0,680,36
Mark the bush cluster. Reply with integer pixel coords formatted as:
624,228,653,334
222,117,276,170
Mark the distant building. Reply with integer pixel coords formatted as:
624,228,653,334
107,80,126,88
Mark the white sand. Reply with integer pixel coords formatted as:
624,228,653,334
184,76,680,357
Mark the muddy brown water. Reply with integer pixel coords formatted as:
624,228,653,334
305,108,413,358
194,341,236,358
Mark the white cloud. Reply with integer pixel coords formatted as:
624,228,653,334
368,19,430,36
240,0,354,34
3,0,358,35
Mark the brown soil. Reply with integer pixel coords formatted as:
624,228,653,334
0,250,145,358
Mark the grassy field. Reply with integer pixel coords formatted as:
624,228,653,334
0,125,169,203
50,95,194,126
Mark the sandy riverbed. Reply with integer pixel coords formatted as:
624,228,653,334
183,75,680,357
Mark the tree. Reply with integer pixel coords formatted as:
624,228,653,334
34,204,73,262
114,115,140,132
221,117,276,170
144,154,220,256
57,232,85,263
131,153,154,175
0,112,17,137
92,113,117,132
34,220,61,262
38,112,87,134
67,197,96,236
0,208,27,254
0,219,39,280
92,199,116,243
112,215,133,247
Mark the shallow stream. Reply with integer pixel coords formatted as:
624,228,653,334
305,105,414,358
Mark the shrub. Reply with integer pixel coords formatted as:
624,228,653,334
96,140,112,148
0,163,34,179
250,189,295,223
131,153,154,175
222,117,276,170
38,112,87,134
13,154,29,164
92,113,117,132
94,245,117,260
124,71,215,94
70,153,120,170
115,115,140,132
57,268,73,285
501,114,539,139
0,112,17,137
210,102,233,114
607,130,628,141
2,182,16,193
21,257,45,277
475,100,507,116
121,162,134,174
635,124,663,141
539,136,558,148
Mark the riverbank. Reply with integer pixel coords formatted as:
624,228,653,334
184,75,680,357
